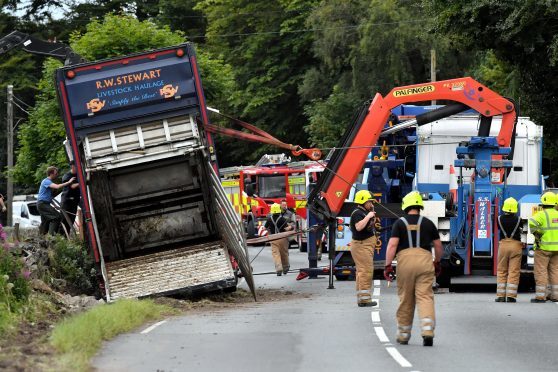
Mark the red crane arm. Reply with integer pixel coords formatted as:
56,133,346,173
311,77,516,220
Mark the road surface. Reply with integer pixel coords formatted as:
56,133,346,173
94,245,558,372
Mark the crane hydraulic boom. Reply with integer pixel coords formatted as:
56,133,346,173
0,31,84,65
309,77,517,221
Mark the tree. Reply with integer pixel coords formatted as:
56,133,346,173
196,0,318,165
13,14,236,186
303,0,474,149
422,0,558,180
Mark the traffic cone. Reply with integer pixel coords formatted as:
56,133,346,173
257,225,269,237
449,165,458,204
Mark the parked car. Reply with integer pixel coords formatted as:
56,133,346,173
12,195,41,228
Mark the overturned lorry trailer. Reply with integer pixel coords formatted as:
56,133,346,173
54,44,255,300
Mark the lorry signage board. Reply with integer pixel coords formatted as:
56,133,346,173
59,49,200,130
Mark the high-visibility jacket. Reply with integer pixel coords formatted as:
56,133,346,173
529,207,558,251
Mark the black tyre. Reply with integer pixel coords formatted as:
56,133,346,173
223,286,237,294
247,219,256,238
436,260,451,288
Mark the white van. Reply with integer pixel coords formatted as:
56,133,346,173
12,195,41,228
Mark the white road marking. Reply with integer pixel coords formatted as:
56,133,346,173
374,279,381,286
140,320,167,334
386,347,412,368
370,285,414,370
374,327,390,343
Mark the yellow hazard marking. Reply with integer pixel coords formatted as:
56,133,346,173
393,85,435,97
295,200,307,209
221,180,239,187
289,177,306,185
336,245,351,251
336,191,343,197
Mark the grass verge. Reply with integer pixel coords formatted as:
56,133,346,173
50,299,177,371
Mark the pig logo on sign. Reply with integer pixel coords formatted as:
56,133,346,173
86,98,106,113
160,84,178,98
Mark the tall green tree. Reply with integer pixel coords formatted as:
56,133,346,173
196,0,318,165
303,0,474,148
13,14,235,186
422,0,558,180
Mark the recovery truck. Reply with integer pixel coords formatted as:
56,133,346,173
308,77,521,287
0,31,255,300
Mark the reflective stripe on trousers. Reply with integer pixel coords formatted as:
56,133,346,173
533,249,558,300
397,324,412,341
496,238,523,298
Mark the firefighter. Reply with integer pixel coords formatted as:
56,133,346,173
349,190,377,307
265,203,293,276
528,191,558,303
384,191,443,346
495,197,523,302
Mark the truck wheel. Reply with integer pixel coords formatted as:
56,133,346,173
436,260,451,289
223,286,237,294
247,219,256,238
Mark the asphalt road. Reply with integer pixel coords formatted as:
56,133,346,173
94,245,558,372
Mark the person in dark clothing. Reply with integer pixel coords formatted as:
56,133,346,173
61,160,81,233
349,190,377,307
264,203,293,275
37,166,75,236
495,197,524,302
384,191,443,346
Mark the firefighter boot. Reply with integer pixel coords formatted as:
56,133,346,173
494,297,506,302
423,336,434,347
282,265,290,275
506,297,517,303
357,290,377,307
396,325,411,345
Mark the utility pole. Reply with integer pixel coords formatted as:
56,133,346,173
430,49,437,106
7,85,13,226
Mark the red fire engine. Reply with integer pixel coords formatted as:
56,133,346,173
221,154,310,249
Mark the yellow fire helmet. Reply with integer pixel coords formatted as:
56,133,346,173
541,191,556,206
354,190,373,205
402,191,424,211
270,203,282,214
502,197,518,214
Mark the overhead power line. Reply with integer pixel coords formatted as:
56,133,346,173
12,95,32,108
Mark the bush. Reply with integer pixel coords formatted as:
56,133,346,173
49,237,97,296
0,224,31,334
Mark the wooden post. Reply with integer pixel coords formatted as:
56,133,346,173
430,49,437,105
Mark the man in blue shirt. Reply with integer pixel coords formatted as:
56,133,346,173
37,166,75,235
